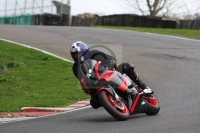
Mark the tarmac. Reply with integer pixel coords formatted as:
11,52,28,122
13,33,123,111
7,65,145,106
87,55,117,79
0,99,90,123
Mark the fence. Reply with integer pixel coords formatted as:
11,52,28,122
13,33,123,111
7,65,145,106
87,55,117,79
72,14,177,29
0,14,33,25
1,13,200,29
0,0,70,26
178,20,200,30
71,16,98,26
72,14,200,30
0,13,69,26
0,0,71,17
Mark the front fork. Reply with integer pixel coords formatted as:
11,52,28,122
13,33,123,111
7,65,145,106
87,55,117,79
126,85,148,114
128,92,149,114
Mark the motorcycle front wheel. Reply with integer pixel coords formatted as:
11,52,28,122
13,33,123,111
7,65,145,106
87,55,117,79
143,94,160,115
98,90,129,121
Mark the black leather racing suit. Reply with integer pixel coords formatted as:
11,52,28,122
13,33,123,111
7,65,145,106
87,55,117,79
72,50,147,108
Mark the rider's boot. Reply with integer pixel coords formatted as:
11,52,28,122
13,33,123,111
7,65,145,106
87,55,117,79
119,63,148,90
134,78,147,90
134,78,153,94
90,97,102,109
126,66,147,90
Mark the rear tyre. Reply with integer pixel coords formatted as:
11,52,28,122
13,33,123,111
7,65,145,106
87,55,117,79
98,90,129,121
143,94,160,115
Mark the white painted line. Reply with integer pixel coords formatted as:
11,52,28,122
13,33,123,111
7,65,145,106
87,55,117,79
144,32,200,42
0,38,74,63
21,107,76,111
0,117,34,123
76,101,90,104
69,104,87,107
0,106,91,124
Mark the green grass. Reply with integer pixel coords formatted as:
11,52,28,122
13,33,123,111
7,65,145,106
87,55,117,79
95,26,200,40
0,41,89,112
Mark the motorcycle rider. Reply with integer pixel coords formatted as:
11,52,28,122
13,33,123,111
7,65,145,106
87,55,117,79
70,41,151,109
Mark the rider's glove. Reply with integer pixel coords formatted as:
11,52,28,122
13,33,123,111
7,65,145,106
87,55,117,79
143,87,154,94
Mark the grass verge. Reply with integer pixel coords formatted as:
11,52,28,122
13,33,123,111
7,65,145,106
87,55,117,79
0,41,89,112
95,26,200,40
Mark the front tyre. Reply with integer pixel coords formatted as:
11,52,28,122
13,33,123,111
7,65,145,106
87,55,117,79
143,94,160,115
98,90,129,121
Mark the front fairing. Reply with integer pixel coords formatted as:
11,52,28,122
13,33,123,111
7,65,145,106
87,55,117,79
80,59,132,93
100,71,132,92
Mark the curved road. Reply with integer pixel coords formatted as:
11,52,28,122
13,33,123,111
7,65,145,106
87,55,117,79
0,25,200,133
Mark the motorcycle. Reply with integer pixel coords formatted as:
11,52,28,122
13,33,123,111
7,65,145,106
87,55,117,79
80,59,160,121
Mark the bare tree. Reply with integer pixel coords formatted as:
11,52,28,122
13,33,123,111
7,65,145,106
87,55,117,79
114,0,200,19
146,0,167,16
171,0,200,20
115,0,168,16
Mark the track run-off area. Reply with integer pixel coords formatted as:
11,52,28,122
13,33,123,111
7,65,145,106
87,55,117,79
0,25,200,133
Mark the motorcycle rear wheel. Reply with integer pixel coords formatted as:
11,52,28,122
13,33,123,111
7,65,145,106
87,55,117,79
98,90,129,121
143,94,160,115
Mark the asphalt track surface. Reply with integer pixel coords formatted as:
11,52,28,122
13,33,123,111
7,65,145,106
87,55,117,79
0,25,200,133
